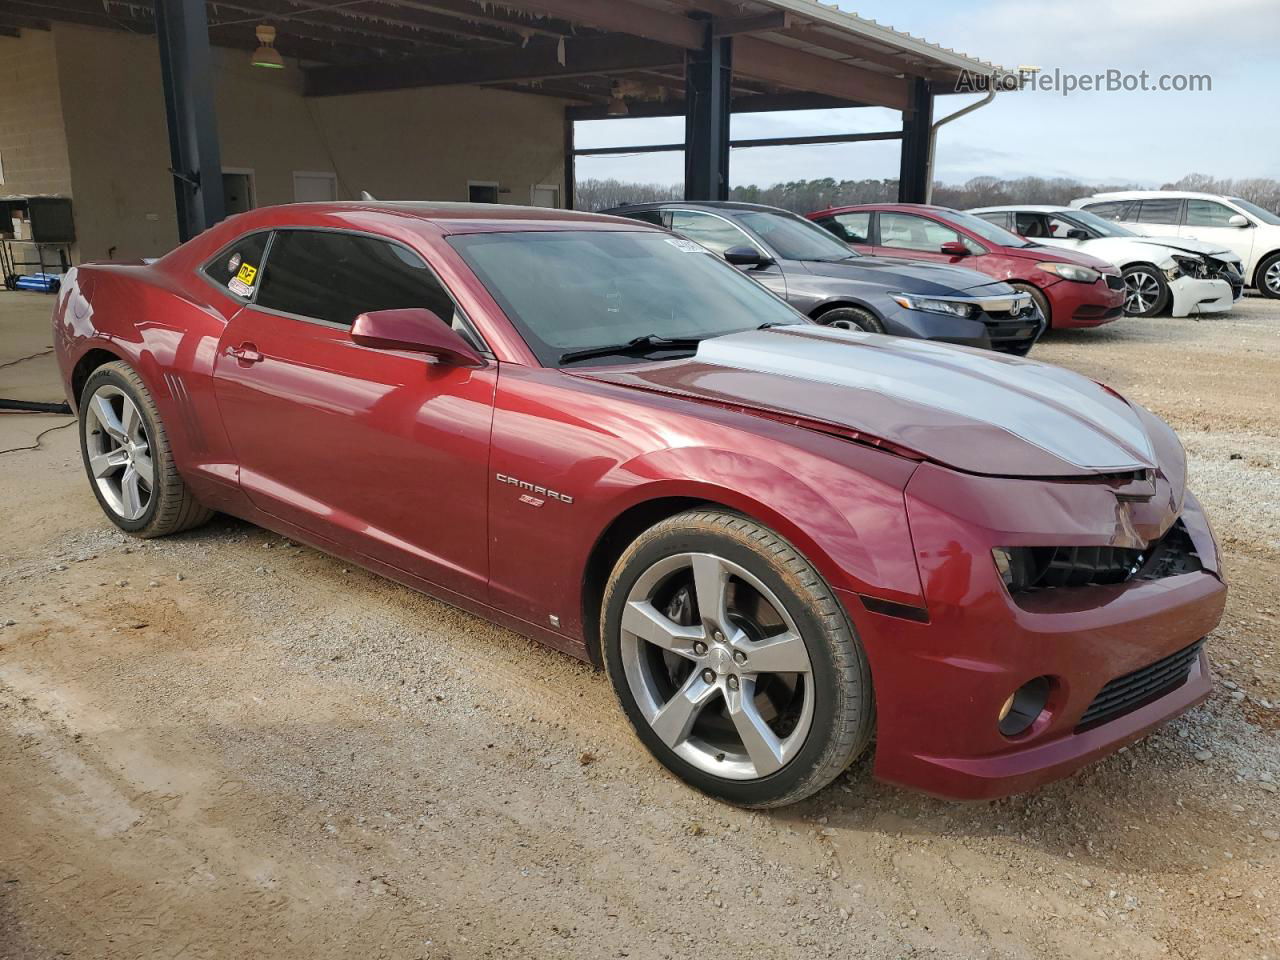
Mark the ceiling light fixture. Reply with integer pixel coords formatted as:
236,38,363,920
606,80,628,117
252,24,284,69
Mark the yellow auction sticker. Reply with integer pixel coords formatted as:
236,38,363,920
236,262,258,285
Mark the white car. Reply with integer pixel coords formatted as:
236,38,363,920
1069,190,1280,299
970,205,1245,317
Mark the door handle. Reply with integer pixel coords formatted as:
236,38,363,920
225,343,264,365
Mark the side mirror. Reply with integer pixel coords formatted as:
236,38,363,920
724,245,771,267
939,240,970,256
1228,214,1250,228
1066,228,1089,240
351,308,485,367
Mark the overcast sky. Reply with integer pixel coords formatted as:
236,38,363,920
574,0,1279,188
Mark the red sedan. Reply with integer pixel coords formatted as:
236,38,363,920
807,203,1126,329
53,202,1224,806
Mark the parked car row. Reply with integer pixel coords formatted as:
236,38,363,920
53,200,1227,808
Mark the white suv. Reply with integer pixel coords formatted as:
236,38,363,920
969,205,1244,317
1070,191,1280,298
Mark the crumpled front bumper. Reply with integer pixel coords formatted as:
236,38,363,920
844,463,1227,800
1169,275,1236,317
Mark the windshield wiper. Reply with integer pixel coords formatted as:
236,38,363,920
559,334,705,366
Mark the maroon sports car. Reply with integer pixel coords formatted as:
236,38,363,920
53,202,1225,807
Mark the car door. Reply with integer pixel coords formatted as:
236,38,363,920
211,228,496,598
1124,198,1184,239
873,211,983,265
1180,198,1255,265
667,209,788,299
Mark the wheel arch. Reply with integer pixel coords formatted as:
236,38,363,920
70,346,128,411
809,298,885,323
1251,249,1280,287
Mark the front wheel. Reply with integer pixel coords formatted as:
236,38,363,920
1256,253,1280,299
816,306,886,334
602,510,874,808
1122,264,1170,316
78,361,213,537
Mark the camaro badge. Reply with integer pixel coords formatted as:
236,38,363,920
496,473,574,505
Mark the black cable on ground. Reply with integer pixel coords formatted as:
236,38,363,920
0,418,75,456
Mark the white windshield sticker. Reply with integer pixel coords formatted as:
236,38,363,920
665,237,709,253
228,277,253,297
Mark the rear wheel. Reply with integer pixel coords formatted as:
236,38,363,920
78,361,213,538
1121,264,1170,316
1256,252,1280,299
602,510,874,808
816,306,886,334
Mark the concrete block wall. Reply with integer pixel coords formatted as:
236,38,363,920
0,29,73,199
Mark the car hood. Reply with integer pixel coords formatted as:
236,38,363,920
1113,234,1236,259
1000,243,1116,270
577,325,1169,478
800,257,1012,295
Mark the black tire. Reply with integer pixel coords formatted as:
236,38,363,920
1009,282,1053,329
1255,252,1280,299
602,509,875,808
816,305,886,334
1121,264,1170,316
78,360,213,538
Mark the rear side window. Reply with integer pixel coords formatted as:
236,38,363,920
203,231,270,300
1135,199,1183,225
255,230,459,329
620,210,667,227
822,212,871,244
974,211,1012,230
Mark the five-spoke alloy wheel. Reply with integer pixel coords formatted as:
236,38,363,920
603,510,874,807
78,361,213,537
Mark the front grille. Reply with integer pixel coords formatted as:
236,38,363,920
1076,639,1205,731
1104,274,1125,290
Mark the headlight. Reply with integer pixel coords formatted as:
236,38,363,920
890,293,974,318
1170,254,1207,279
1035,261,1100,283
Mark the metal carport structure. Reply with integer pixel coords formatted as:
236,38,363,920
1,0,1004,239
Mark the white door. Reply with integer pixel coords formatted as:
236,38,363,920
530,184,560,208
293,171,338,203
1179,198,1255,268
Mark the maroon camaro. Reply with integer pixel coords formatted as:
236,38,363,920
52,202,1225,807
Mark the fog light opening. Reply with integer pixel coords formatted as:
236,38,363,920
998,676,1050,737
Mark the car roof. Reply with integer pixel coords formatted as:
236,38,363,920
969,204,1073,214
1075,190,1231,202
604,200,797,215
806,202,960,217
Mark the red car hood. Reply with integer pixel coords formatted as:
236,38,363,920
575,325,1164,478
1000,242,1116,270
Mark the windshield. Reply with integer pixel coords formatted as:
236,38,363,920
1228,197,1280,226
736,211,858,261
945,209,1033,248
1061,209,1137,238
449,230,805,367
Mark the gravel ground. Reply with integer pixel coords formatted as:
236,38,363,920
1,291,1277,960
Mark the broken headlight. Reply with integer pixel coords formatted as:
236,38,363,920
1169,254,1208,280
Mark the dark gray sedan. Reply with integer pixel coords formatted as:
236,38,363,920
605,201,1044,355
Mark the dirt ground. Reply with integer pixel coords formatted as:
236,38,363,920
1,291,1277,960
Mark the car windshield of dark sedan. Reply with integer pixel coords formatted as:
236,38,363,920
735,211,859,262
946,209,1034,248
449,230,805,367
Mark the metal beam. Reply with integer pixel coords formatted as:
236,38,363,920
434,0,704,49
154,0,225,241
567,91,865,121
713,12,790,37
684,23,731,201
575,129,901,157
305,34,683,96
563,109,576,211
733,35,908,110
897,76,933,203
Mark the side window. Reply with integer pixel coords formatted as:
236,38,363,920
1014,213,1050,238
1046,215,1081,237
1185,199,1239,227
1136,199,1183,225
1083,201,1134,221
827,211,870,244
879,212,962,252
255,230,480,347
203,231,270,300
975,211,1011,230
669,210,755,256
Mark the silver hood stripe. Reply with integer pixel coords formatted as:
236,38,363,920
695,326,1156,473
